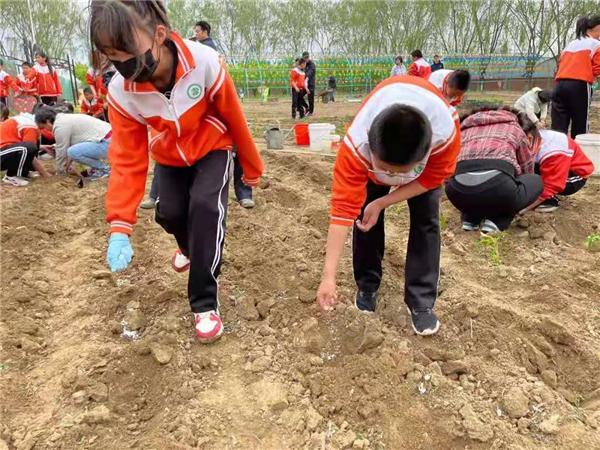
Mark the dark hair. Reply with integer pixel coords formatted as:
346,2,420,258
83,86,93,95
537,89,552,103
448,70,471,91
22,61,32,68
35,50,53,74
35,106,58,125
460,106,540,139
296,58,306,66
434,54,440,58
302,51,309,58
395,55,403,64
0,103,9,121
0,59,3,66
90,0,170,73
195,20,211,35
411,49,423,59
576,15,600,39
368,105,432,165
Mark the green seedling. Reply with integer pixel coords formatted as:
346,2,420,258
477,233,504,265
584,232,600,252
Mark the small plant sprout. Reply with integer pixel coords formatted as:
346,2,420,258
477,233,504,265
584,232,600,252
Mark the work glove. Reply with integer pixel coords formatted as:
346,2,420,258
106,232,133,272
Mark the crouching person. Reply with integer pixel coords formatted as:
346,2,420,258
531,129,594,212
316,76,461,336
445,107,543,233
35,106,111,179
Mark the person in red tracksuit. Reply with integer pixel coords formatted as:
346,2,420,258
14,62,37,96
90,0,263,344
316,76,461,336
408,50,432,79
0,59,13,106
33,51,62,105
428,69,471,107
530,129,594,213
81,87,106,120
552,15,600,138
290,58,309,119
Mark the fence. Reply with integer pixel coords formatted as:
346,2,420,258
227,54,561,98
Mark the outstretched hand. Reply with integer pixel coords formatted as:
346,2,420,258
317,277,337,311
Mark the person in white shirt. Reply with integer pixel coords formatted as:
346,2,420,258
390,55,407,77
34,107,112,178
514,87,552,127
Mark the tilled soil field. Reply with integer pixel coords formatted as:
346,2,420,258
1,99,599,450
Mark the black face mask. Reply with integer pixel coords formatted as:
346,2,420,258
110,49,158,82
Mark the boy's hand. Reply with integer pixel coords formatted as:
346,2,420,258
317,276,337,311
356,199,383,232
107,233,133,272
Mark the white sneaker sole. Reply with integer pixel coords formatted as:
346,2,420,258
537,206,558,213
196,326,223,344
406,307,441,336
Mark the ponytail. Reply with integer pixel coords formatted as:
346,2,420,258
35,50,53,75
576,15,600,39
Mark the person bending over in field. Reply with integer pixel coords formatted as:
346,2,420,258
90,0,263,343
316,76,461,336
528,129,594,213
445,107,543,234
428,69,471,107
513,87,552,128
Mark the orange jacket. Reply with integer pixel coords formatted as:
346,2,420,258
408,58,432,79
428,69,464,106
555,37,600,84
81,97,105,116
105,32,264,235
290,67,307,91
0,70,13,97
536,129,594,200
330,76,460,227
32,63,62,97
15,72,37,95
0,114,39,147
86,68,108,99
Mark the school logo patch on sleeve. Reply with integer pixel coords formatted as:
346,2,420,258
187,84,203,99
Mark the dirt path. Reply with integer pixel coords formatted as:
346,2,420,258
1,102,600,450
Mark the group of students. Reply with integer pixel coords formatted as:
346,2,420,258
390,51,445,79
3,0,597,347
0,100,112,187
0,53,63,108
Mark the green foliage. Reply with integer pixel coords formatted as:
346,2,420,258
584,233,600,251
74,63,89,86
477,233,504,265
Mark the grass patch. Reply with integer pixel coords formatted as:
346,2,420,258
585,232,600,252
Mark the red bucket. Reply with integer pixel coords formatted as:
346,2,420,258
294,123,310,146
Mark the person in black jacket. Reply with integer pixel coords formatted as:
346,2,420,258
302,51,316,116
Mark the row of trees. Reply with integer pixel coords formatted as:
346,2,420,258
0,0,598,63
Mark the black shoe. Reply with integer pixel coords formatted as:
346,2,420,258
355,290,377,312
407,307,440,336
537,196,559,213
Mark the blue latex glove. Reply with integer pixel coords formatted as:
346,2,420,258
107,232,133,272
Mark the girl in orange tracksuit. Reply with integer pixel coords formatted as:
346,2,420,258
14,62,37,96
33,51,62,105
552,15,600,138
90,0,263,344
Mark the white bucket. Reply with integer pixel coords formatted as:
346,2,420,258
309,123,336,151
575,133,600,177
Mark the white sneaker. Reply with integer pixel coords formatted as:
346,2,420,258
462,221,480,231
171,249,190,272
194,310,223,343
140,198,157,209
239,198,255,209
3,175,29,187
28,171,40,178
480,219,500,234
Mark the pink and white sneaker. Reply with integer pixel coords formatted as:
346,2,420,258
171,249,190,272
194,311,223,343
